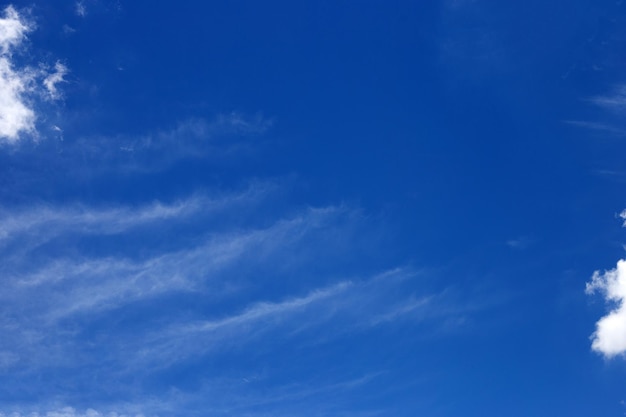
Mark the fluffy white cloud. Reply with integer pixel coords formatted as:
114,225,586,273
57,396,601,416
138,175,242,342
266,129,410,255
0,6,35,142
586,259,626,358
0,5,30,54
0,6,67,143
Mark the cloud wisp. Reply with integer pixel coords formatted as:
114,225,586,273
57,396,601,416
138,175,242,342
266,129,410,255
588,85,626,114
23,113,274,178
0,188,265,247
0,187,486,415
563,120,626,136
43,62,69,100
75,2,87,17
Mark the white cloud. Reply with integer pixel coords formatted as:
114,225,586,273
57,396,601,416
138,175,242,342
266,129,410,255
0,408,145,417
586,259,626,358
0,56,35,141
180,281,353,333
43,62,68,100
563,120,626,136
130,268,479,369
506,236,533,250
0,6,68,143
0,195,207,243
0,190,494,411
0,6,35,143
62,24,76,35
0,198,369,362
589,85,626,113
0,185,271,250
0,5,30,54
75,2,87,17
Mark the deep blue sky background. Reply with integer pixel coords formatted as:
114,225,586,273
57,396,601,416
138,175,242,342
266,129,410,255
1,1,626,416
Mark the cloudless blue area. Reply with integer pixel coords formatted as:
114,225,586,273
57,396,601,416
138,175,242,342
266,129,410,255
2,1,626,416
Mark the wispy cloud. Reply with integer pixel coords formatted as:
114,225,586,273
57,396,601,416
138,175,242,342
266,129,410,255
588,85,626,113
42,113,273,175
0,186,293,316
184,282,353,333
0,193,365,366
505,236,533,250
128,267,484,371
135,280,356,366
43,62,69,100
0,189,263,246
0,408,145,417
8,211,339,320
0,187,491,414
75,2,87,17
563,120,626,136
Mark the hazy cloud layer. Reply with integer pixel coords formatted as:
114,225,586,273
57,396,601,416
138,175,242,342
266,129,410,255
0,186,485,414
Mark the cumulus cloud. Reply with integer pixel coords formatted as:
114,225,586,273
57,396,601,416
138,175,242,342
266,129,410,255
586,259,626,358
0,5,30,54
0,6,67,143
0,5,35,142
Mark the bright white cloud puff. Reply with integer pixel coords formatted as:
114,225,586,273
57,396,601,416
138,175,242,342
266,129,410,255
0,6,35,142
587,259,626,358
0,6,67,143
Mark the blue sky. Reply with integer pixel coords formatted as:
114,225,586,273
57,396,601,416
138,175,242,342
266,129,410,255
1,0,626,416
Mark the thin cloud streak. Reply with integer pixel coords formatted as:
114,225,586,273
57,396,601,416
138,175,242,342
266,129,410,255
563,120,626,136
179,281,353,333
588,85,626,113
0,196,370,376
129,268,477,369
0,188,266,245
2,205,339,320
0,192,495,415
